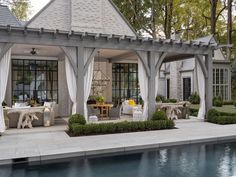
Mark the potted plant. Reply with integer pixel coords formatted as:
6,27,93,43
96,96,105,104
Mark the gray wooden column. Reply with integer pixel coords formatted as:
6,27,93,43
205,52,213,115
76,46,85,115
0,43,13,62
148,51,157,119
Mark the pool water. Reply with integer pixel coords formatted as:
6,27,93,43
1,141,236,177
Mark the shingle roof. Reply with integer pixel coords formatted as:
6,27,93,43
195,35,217,44
0,5,21,27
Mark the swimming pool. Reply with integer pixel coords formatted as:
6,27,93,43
0,141,236,177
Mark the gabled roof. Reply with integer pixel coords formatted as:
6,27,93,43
0,5,21,27
195,34,217,44
26,0,137,36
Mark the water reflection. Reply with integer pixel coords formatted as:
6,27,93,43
1,141,236,177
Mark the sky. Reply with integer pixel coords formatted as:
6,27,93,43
29,0,50,18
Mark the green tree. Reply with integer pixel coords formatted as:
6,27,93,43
0,0,30,20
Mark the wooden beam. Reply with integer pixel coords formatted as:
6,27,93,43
0,43,13,62
205,52,213,117
195,55,208,79
83,48,99,75
155,52,168,72
136,51,150,77
110,51,135,60
148,51,157,119
76,46,85,116
0,27,212,55
60,46,78,77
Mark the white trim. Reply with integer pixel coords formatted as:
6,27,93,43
212,67,231,101
11,55,58,61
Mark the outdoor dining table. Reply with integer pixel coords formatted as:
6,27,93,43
90,104,113,118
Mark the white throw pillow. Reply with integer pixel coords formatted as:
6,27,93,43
44,102,53,108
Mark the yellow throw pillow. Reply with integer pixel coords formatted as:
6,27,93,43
128,99,136,107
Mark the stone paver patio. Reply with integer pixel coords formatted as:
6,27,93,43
1,118,236,165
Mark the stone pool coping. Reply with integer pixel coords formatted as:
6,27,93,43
1,119,236,165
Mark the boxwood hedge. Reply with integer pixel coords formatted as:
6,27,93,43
207,109,236,125
70,120,175,136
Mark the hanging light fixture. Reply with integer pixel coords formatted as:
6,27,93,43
91,51,110,96
30,48,37,55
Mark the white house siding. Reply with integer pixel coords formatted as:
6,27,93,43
27,0,70,31
157,78,166,97
28,0,136,36
214,49,226,60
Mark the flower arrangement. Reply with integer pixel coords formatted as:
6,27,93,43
96,95,105,104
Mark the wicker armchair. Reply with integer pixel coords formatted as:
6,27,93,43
87,106,100,117
109,106,121,119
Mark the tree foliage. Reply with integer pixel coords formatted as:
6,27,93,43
113,0,236,99
113,0,229,41
0,0,30,20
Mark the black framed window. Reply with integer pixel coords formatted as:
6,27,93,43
183,77,191,101
166,78,170,99
112,63,139,104
12,59,58,104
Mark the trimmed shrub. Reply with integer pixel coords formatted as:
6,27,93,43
213,96,223,107
68,114,86,131
211,116,236,125
207,109,236,125
207,109,219,122
189,108,199,117
156,95,165,102
152,110,167,121
188,92,200,104
168,99,177,103
70,120,175,136
223,101,234,105
163,99,177,103
234,102,236,107
214,100,223,107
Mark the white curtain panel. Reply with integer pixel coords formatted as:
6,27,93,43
65,57,77,114
138,55,149,120
197,60,206,119
83,48,94,121
0,48,11,133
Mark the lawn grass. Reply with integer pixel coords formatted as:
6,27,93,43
190,104,236,114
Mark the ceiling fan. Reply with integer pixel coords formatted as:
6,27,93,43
30,48,37,55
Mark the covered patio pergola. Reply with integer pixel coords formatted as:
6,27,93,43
0,25,217,132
